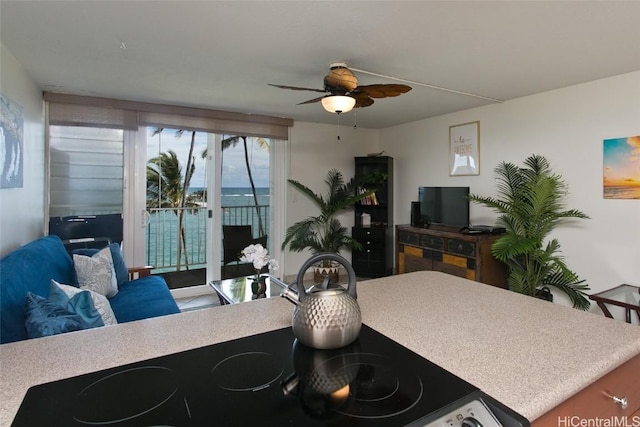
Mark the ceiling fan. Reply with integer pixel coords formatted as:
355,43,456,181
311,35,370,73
269,62,412,113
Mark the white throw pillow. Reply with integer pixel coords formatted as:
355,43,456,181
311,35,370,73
52,280,118,326
73,246,118,298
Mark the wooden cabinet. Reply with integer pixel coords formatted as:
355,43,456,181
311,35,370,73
352,156,393,277
532,353,640,425
396,224,507,288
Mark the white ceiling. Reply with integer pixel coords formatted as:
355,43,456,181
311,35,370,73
2,1,639,129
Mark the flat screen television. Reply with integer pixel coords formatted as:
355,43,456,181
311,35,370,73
418,186,470,228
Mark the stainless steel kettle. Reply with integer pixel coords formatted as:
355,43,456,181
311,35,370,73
281,253,361,350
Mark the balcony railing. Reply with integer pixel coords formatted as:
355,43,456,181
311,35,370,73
146,205,269,273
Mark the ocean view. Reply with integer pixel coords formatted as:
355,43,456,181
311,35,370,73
147,187,270,271
603,185,640,199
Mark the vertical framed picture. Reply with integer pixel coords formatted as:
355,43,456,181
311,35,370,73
1,94,24,189
449,121,480,176
603,136,640,199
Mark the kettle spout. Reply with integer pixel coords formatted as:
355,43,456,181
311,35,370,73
281,286,299,305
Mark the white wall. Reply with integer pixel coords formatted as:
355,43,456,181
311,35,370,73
0,44,45,257
380,71,640,312
282,121,378,276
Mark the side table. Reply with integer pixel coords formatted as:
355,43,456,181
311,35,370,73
209,275,285,305
589,284,640,324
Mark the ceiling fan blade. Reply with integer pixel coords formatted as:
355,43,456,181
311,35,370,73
297,96,325,105
350,92,374,108
355,84,412,98
268,83,326,93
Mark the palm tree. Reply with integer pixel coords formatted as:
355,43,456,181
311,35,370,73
147,151,181,208
468,154,591,310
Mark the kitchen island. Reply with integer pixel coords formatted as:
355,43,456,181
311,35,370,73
2,271,640,425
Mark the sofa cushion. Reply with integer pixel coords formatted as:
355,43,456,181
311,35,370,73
24,292,90,339
53,280,117,326
73,246,118,298
73,243,128,286
1,235,78,344
49,280,118,326
48,280,104,329
109,276,180,323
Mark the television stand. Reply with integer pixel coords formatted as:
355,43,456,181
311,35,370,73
396,224,507,288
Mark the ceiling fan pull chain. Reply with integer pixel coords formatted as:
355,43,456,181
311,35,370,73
336,112,341,140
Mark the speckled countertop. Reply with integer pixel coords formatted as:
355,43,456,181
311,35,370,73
2,271,640,425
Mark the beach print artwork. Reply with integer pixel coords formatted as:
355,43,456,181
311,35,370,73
603,136,640,199
0,94,24,188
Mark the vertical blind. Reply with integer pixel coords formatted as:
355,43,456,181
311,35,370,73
49,126,124,217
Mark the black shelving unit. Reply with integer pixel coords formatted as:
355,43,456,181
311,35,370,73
352,156,393,278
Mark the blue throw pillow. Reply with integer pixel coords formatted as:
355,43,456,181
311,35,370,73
73,243,128,286
24,292,91,339
49,281,104,328
48,279,71,307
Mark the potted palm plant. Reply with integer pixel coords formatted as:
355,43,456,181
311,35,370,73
281,168,381,282
468,154,591,310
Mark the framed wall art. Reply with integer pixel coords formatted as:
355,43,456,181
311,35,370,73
603,136,640,199
449,121,480,176
1,94,24,189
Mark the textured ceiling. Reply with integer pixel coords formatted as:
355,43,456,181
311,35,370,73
1,1,639,129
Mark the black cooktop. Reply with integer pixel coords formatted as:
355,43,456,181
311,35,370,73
12,325,521,426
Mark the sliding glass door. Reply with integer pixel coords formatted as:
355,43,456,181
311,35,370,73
145,128,210,289
144,128,276,289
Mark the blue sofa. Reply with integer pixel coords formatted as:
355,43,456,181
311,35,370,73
0,235,180,344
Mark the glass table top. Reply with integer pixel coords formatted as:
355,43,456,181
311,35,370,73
589,284,640,308
210,275,286,304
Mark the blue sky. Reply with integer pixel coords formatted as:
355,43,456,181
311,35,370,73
603,136,640,186
146,128,270,188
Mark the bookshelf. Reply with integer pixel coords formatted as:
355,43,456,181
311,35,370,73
352,156,393,277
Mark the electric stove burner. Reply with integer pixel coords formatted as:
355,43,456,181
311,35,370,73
12,325,529,426
211,351,284,391
337,354,424,419
72,366,184,425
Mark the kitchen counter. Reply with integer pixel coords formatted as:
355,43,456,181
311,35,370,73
2,271,640,425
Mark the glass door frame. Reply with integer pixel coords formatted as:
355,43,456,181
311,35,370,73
206,133,222,284
122,128,148,268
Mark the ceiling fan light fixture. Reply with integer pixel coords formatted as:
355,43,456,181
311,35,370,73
321,95,356,114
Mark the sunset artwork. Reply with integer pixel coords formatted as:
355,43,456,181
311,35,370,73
603,136,640,199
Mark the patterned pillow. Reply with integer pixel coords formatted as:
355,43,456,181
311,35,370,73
73,243,129,286
24,292,90,339
73,246,118,298
52,280,117,326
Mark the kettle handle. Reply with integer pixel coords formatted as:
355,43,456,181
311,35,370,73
295,253,357,303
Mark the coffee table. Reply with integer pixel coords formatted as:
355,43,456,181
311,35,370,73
589,284,640,324
209,275,286,305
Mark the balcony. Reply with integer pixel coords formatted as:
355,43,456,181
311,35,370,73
146,204,269,288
